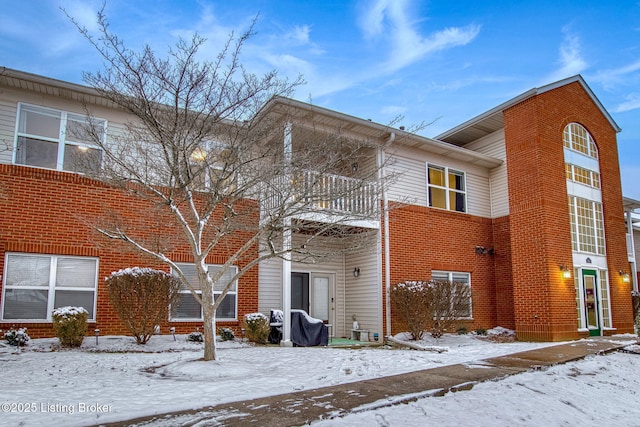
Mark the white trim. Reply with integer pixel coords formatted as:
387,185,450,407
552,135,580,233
1,252,98,322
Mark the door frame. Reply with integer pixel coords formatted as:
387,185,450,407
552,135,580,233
291,271,335,326
581,269,601,336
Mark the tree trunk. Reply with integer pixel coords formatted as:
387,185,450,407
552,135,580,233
201,286,217,361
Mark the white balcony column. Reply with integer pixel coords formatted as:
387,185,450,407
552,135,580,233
282,121,293,346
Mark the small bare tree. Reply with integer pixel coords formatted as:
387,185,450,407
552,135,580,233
392,280,471,339
429,280,471,338
391,281,433,340
66,8,397,360
106,268,182,344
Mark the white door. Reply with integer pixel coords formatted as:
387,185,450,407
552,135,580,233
310,273,334,324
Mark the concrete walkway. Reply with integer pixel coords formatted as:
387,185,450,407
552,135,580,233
102,337,637,427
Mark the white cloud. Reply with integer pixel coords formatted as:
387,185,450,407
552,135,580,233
613,93,640,113
357,0,480,73
546,27,587,82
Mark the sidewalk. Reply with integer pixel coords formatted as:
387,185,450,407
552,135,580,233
101,337,637,427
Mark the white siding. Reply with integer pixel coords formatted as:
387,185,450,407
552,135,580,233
385,145,493,218
344,236,382,339
385,154,427,206
0,98,17,165
257,231,382,338
258,256,283,316
465,130,509,218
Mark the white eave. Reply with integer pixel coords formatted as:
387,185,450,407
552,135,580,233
263,96,503,169
435,75,621,147
0,66,113,108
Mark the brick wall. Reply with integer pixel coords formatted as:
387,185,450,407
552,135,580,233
0,164,259,338
384,203,497,335
504,81,633,340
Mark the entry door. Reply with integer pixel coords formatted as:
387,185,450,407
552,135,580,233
582,269,601,336
310,274,332,322
291,272,333,322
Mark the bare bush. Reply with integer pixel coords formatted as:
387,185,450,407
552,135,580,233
106,267,182,344
392,280,471,339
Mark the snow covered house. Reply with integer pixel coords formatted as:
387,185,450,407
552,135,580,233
0,68,634,341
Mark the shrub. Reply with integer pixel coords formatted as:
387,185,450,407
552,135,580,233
392,279,472,340
218,327,235,341
456,327,468,335
52,306,88,347
3,327,30,347
244,312,270,344
474,327,488,336
391,281,433,340
106,267,182,344
429,280,471,338
188,331,204,342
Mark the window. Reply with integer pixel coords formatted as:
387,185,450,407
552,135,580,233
568,196,605,255
14,104,105,173
431,271,472,317
1,253,97,321
563,123,598,159
170,263,237,321
565,163,600,189
427,164,466,212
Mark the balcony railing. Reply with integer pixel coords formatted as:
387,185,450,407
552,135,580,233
262,169,378,219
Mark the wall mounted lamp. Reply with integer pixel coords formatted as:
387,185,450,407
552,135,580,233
559,265,572,279
353,267,360,278
619,270,631,283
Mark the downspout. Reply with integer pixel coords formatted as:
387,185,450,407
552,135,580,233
382,132,395,338
627,208,638,292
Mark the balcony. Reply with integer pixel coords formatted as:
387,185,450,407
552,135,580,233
262,169,379,225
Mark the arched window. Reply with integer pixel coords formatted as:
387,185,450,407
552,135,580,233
563,123,598,159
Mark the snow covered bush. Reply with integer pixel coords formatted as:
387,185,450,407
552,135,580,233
188,330,204,342
52,306,88,347
106,267,182,344
244,312,270,344
392,279,472,339
3,327,30,346
218,327,235,341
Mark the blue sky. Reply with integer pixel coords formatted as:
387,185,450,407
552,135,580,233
2,0,639,198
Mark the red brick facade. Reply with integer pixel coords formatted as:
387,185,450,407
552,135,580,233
0,164,258,338
384,80,634,341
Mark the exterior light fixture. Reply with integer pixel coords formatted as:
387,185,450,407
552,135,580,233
170,326,176,341
620,270,631,283
94,329,100,345
559,265,571,279
353,267,360,278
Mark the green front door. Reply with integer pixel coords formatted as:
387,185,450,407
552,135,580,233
582,269,601,336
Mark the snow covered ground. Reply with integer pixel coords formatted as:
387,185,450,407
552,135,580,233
0,331,638,426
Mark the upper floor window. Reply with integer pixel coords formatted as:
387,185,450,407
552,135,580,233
427,164,466,212
563,123,598,159
1,253,98,321
565,163,600,189
568,196,605,255
170,263,238,321
14,104,105,174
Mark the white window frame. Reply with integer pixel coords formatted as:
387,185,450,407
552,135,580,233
13,103,106,173
426,164,467,213
1,253,98,322
431,270,472,318
170,263,238,321
563,122,598,159
568,196,606,255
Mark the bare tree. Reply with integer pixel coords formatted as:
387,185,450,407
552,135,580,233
67,8,395,360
